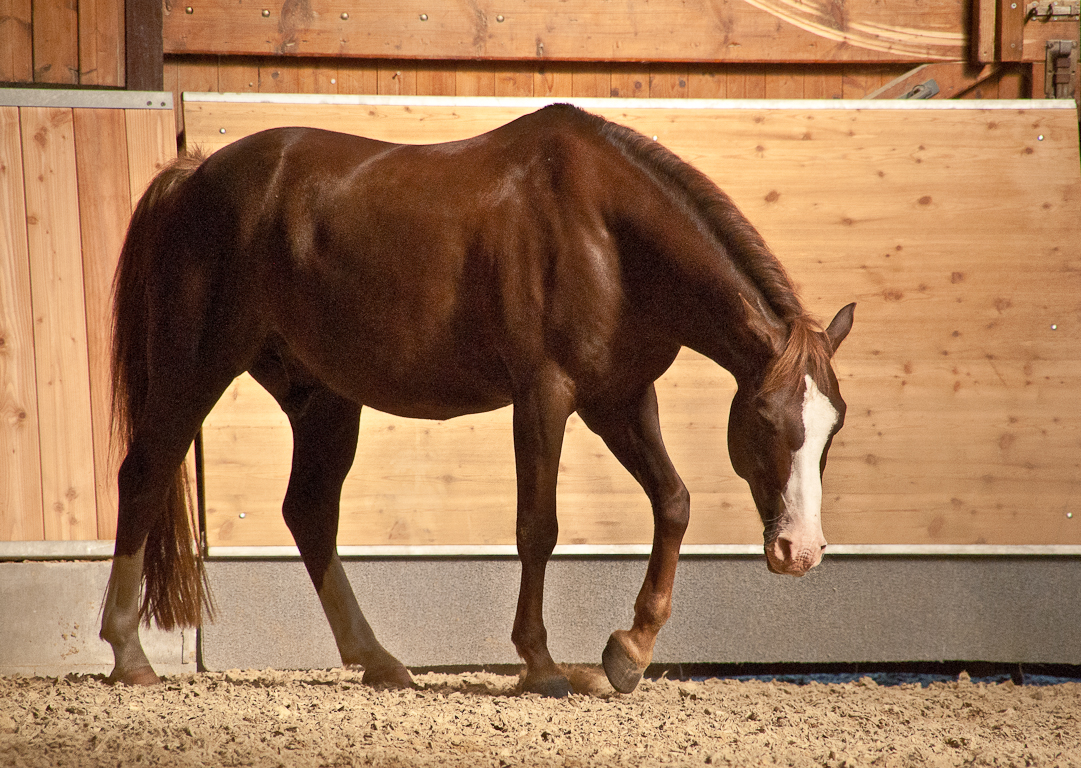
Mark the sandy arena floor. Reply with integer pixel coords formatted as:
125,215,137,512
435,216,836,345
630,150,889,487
1,668,1079,767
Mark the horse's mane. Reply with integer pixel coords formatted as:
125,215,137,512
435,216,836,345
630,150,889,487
574,106,834,392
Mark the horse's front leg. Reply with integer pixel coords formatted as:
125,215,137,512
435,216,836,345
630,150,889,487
510,374,575,697
580,385,690,693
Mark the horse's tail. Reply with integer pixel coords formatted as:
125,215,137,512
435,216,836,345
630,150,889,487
112,151,213,631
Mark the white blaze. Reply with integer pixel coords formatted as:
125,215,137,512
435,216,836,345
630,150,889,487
781,375,838,537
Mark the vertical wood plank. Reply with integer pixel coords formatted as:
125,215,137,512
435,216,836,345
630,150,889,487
336,61,378,94
162,57,180,134
416,63,456,96
765,66,804,98
686,69,728,98
177,55,219,93
996,65,1027,97
296,59,339,94
975,0,998,63
73,108,131,540
571,66,610,98
259,57,300,93
494,66,534,97
456,63,496,96
19,106,98,541
217,57,260,93
997,0,1025,61
78,0,124,86
742,70,767,98
0,0,33,83
534,64,573,98
125,108,178,209
649,66,689,98
32,0,78,83
803,68,843,99
125,0,162,90
377,62,417,95
611,65,649,98
0,106,44,541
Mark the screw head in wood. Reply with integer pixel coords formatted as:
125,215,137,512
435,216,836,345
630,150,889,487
496,14,505,22
261,8,270,16
185,6,193,13
341,12,349,19
420,13,428,20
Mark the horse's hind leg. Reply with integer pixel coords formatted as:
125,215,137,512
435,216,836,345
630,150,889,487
101,370,240,685
251,360,412,688
579,384,690,694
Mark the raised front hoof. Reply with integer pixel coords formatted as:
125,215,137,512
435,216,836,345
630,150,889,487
602,634,646,694
360,663,415,690
108,665,161,686
520,672,573,698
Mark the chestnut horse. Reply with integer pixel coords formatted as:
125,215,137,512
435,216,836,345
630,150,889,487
100,104,853,697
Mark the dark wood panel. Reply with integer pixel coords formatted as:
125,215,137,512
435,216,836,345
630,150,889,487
164,0,968,63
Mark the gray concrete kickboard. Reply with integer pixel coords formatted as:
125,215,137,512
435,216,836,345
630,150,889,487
0,561,190,677
199,556,1081,671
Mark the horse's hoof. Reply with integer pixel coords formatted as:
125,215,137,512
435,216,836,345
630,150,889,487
109,666,161,686
361,663,415,689
602,634,644,694
521,674,573,698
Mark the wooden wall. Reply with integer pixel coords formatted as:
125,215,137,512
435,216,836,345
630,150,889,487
0,0,125,85
0,92,175,543
187,97,1081,551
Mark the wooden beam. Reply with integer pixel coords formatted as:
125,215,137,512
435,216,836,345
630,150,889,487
998,0,1027,61
164,0,967,63
126,0,164,90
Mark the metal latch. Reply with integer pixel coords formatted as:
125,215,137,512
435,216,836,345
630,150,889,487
898,79,940,99
1045,40,1078,99
1027,1,1080,19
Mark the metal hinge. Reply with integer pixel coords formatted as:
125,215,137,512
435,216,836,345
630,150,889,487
1045,40,1078,99
1027,1,1081,20
898,79,940,99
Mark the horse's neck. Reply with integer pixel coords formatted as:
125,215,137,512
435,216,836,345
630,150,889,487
625,206,784,387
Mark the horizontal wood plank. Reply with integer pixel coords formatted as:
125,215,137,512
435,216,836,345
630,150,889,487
164,0,966,63
187,99,1081,548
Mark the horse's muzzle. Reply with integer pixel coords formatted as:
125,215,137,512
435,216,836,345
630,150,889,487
764,535,826,577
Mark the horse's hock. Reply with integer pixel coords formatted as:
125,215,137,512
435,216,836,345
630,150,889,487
1,90,1080,674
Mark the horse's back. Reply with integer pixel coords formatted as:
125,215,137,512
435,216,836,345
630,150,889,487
169,107,671,418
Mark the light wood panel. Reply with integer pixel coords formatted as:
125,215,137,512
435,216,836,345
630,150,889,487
189,98,1081,549
0,94,177,545
73,109,132,539
19,106,97,541
0,105,43,541
164,0,967,63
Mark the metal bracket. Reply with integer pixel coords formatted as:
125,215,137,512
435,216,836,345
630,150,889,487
1026,1,1081,19
898,79,940,99
1045,40,1078,99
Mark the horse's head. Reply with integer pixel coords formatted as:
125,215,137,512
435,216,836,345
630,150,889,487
728,303,855,577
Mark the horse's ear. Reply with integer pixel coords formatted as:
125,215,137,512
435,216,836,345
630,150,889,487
739,294,785,356
825,303,855,355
